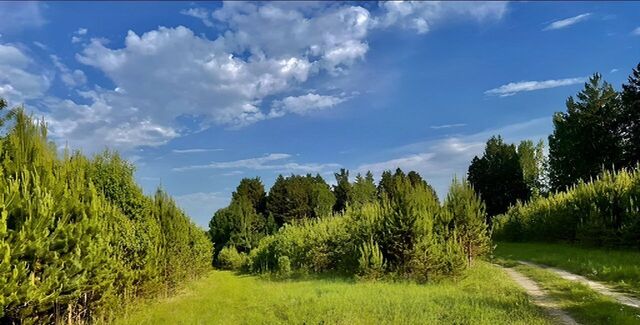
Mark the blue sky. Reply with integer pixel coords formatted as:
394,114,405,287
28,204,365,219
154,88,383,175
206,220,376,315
1,1,638,226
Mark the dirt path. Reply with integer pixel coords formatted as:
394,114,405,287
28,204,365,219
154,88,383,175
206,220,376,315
501,267,580,325
518,260,640,309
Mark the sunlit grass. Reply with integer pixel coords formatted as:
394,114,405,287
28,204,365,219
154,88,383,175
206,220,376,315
495,242,640,296
114,261,552,325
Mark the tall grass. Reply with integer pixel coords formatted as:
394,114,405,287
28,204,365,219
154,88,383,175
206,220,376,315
115,262,552,325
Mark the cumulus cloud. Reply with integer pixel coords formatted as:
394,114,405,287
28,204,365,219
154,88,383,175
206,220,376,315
543,13,591,31
485,77,586,97
173,152,340,173
0,43,51,103
1,2,513,153
380,1,508,34
50,55,87,87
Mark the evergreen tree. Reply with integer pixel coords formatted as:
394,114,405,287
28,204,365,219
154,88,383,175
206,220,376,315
333,168,352,212
232,177,267,215
351,171,377,206
548,74,624,190
621,63,640,166
443,178,490,265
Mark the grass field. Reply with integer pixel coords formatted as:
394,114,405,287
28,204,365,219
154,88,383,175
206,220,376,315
495,242,640,296
114,261,552,325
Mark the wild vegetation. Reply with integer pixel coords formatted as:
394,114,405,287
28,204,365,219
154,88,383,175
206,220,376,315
0,101,211,324
213,169,490,282
114,263,553,325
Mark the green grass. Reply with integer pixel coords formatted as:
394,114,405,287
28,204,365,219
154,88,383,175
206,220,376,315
495,242,640,296
114,261,552,325
513,264,640,325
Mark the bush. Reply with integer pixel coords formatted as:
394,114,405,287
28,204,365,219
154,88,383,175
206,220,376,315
357,240,386,280
0,107,212,323
277,256,292,277
494,166,640,248
217,246,249,271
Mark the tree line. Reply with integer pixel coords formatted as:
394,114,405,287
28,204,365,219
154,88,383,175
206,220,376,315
0,101,212,324
466,63,640,227
210,168,489,281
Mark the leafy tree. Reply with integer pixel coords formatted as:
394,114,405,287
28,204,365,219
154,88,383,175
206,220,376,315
517,140,548,197
621,63,640,166
548,74,624,190
351,171,377,206
333,168,352,212
468,135,529,221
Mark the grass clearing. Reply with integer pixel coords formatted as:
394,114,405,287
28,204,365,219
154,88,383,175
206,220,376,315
114,261,552,325
512,264,640,325
494,242,640,296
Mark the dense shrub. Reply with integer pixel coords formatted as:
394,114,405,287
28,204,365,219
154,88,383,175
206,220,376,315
494,166,640,248
217,246,249,271
248,177,489,282
0,106,211,323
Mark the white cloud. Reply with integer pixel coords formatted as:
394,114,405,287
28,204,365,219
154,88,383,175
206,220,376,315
430,123,466,130
357,117,552,199
71,27,89,43
269,93,346,117
3,2,513,153
485,77,586,97
172,148,224,154
543,13,591,31
173,153,340,174
180,8,214,27
50,55,87,87
610,68,618,74
380,1,508,34
174,191,230,226
221,170,243,176
633,27,640,36
0,2,46,34
0,43,51,103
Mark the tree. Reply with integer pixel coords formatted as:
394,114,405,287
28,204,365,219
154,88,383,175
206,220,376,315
266,174,335,226
443,178,490,265
621,63,640,166
517,140,548,197
351,171,377,206
548,74,624,190
232,177,267,215
333,168,352,212
467,135,529,221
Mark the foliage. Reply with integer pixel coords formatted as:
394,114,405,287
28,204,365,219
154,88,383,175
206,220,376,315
517,140,549,197
494,165,640,249
468,136,530,220
0,103,211,323
351,171,377,207
217,246,249,271
442,178,491,265
548,74,625,191
333,168,352,212
265,174,335,226
621,63,640,166
356,239,385,280
248,169,488,282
